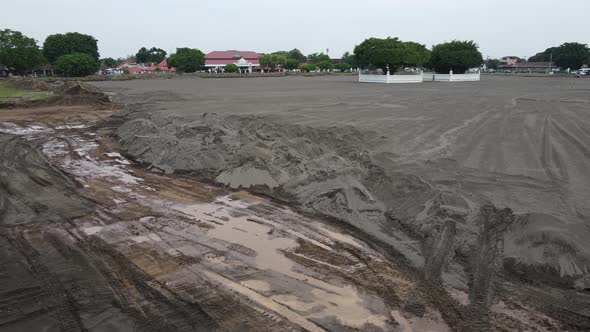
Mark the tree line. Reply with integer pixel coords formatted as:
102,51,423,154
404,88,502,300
1,28,589,77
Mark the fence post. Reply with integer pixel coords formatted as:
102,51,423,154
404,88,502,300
449,69,453,82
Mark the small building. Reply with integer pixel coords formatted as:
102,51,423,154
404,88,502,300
145,59,176,73
205,51,260,73
498,62,554,73
499,56,523,65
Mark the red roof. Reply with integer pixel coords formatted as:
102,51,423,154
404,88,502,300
205,50,259,66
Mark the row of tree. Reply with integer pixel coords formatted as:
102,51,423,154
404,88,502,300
528,42,590,70
354,37,483,74
2,28,588,76
0,29,100,76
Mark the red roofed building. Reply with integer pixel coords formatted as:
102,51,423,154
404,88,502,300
205,50,260,73
146,59,176,73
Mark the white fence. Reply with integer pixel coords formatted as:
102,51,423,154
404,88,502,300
359,70,480,84
359,73,423,84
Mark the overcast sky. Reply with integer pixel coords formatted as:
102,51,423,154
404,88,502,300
4,0,589,59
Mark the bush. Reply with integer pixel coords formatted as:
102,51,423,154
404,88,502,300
430,40,482,74
224,64,238,73
284,58,300,70
334,63,351,72
302,63,317,72
317,60,333,71
54,53,99,77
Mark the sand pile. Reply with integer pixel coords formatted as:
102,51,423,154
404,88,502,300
117,113,590,290
47,81,113,107
7,76,52,91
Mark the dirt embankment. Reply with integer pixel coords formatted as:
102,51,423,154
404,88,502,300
0,134,91,224
117,111,590,330
1,78,117,109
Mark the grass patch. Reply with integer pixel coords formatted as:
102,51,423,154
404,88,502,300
0,81,49,101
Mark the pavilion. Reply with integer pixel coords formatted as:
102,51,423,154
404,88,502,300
205,51,260,73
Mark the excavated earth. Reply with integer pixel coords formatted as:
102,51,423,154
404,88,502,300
0,75,589,331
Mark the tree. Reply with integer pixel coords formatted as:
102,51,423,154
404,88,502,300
259,54,287,70
530,42,589,70
284,58,300,70
354,37,431,73
484,59,500,70
430,40,482,74
135,47,167,64
43,32,99,64
334,63,351,72
0,29,45,74
54,53,99,77
168,48,204,73
554,43,589,69
302,63,316,72
224,64,238,73
317,60,333,71
288,48,306,62
307,52,330,64
100,57,117,67
341,52,355,66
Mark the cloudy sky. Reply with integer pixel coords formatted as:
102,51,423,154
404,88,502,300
4,0,589,59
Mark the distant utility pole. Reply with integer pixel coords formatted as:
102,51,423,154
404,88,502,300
548,53,553,74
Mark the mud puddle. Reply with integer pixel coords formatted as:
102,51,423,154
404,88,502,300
0,112,449,331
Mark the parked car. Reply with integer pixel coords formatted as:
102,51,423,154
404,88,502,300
0,65,10,77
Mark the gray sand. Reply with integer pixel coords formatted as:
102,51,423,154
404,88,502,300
95,75,590,319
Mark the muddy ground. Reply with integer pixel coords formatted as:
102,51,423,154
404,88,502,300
1,75,589,331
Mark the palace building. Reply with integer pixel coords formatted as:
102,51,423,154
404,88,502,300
205,50,260,73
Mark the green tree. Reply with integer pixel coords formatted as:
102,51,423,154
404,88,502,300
341,52,355,66
302,63,317,72
334,63,351,72
168,48,204,73
224,64,238,73
284,58,300,70
484,59,500,70
430,40,482,74
43,32,99,64
288,48,306,62
528,47,558,62
354,37,431,73
554,42,588,69
0,29,45,74
54,53,99,77
307,52,330,64
100,57,117,67
259,54,287,70
317,60,333,71
135,47,167,63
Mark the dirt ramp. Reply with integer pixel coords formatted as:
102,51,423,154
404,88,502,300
47,81,114,108
7,76,52,91
0,134,91,225
117,113,434,234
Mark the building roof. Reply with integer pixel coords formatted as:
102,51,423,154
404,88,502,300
205,50,259,66
498,62,553,68
206,50,259,60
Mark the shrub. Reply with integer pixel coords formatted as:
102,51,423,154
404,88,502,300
334,63,351,72
54,53,99,77
317,60,333,71
284,58,300,70
224,64,238,73
302,63,317,72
